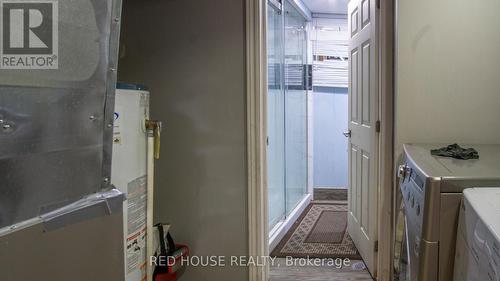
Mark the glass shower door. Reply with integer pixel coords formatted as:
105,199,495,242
284,1,308,214
267,0,308,231
267,3,286,230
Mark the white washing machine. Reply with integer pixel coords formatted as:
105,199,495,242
454,188,500,281
394,144,500,281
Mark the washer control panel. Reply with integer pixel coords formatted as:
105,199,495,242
399,161,426,242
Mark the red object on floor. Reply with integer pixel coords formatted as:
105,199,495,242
154,244,190,281
155,272,177,281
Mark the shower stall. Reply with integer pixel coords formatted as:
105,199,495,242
267,0,309,237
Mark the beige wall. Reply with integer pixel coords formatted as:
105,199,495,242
118,1,248,280
395,0,500,153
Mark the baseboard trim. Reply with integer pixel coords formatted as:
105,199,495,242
314,186,347,189
314,188,348,201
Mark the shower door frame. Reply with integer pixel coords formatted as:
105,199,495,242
267,1,287,231
266,0,311,250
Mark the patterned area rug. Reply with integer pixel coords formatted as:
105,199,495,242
271,203,361,259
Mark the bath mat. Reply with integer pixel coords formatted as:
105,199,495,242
304,210,347,243
271,203,361,259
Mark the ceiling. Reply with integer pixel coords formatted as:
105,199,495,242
301,0,349,15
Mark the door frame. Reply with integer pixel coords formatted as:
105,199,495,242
245,0,395,280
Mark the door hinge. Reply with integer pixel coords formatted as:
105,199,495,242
376,0,380,9
374,240,379,252
375,120,381,133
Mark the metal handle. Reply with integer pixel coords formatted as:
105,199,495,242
398,164,408,179
343,130,351,138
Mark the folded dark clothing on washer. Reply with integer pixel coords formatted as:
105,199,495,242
430,144,479,160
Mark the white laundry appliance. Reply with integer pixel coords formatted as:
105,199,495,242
112,83,150,281
454,188,500,281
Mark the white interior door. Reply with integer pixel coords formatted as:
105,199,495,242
347,0,379,275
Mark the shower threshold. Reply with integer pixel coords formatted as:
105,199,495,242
269,193,312,252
